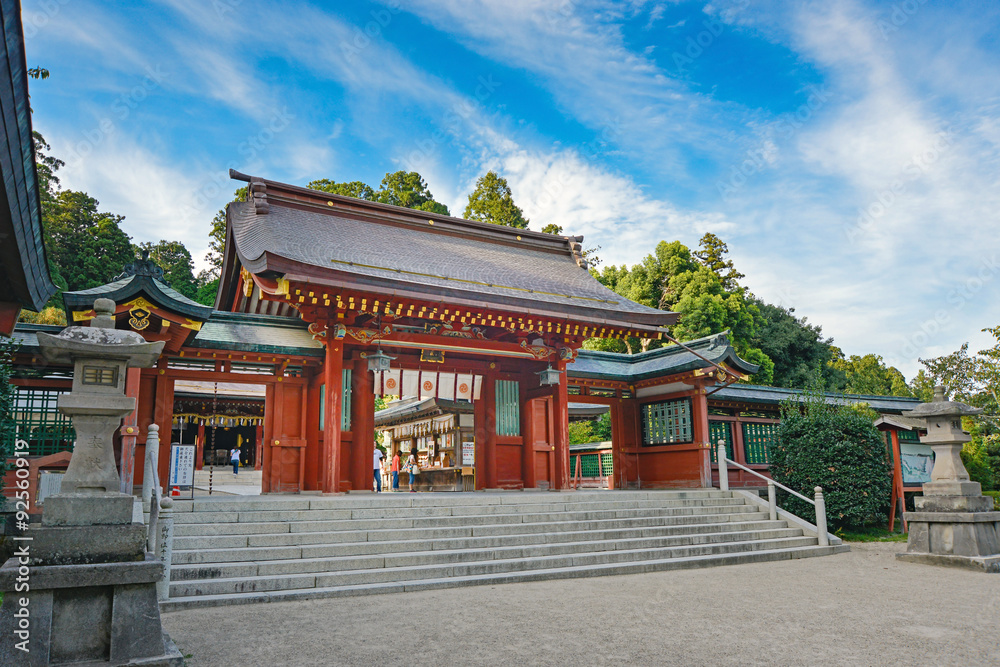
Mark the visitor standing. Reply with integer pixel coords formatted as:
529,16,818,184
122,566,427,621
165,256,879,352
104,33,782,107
407,446,419,492
373,446,384,493
229,447,240,475
391,449,401,491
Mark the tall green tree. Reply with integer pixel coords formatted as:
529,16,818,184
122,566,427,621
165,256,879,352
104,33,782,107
306,172,449,215
44,190,134,292
588,239,773,383
828,350,912,397
694,232,745,292
138,240,198,299
463,171,528,229
751,300,845,390
376,171,450,215
308,179,377,201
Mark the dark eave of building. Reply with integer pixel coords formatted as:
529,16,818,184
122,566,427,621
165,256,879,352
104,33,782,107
708,384,922,414
187,311,323,357
0,0,56,327
62,255,213,322
567,331,760,382
220,172,678,334
374,396,474,428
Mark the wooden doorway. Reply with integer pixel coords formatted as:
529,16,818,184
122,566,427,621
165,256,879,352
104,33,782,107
266,381,307,493
528,396,555,490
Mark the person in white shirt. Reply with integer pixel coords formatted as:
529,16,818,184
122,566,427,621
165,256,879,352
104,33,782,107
230,447,240,475
373,446,384,493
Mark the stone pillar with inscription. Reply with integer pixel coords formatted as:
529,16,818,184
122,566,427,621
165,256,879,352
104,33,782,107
897,386,1000,572
0,299,183,665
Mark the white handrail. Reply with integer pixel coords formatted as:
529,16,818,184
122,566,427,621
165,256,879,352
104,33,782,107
716,441,829,547
723,456,814,506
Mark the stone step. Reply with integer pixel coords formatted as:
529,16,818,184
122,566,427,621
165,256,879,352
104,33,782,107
172,517,790,552
172,511,772,562
170,496,749,525
172,505,767,537
173,490,733,514
162,544,849,611
172,502,757,534
171,527,806,581
168,536,824,597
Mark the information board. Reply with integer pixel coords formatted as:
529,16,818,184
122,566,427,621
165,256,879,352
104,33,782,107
37,471,64,504
169,445,196,487
461,439,475,466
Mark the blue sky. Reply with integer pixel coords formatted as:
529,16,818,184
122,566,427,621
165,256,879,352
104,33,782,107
22,0,1000,380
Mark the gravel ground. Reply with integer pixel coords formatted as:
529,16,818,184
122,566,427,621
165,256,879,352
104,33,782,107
162,542,1000,667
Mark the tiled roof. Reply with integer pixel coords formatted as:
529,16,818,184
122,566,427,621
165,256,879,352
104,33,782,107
373,396,473,427
225,174,678,333
12,314,322,358
9,323,63,351
568,331,760,381
708,384,922,414
63,257,212,321
189,312,323,356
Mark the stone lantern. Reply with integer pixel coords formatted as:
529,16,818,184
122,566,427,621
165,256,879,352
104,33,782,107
0,298,183,665
896,386,1000,572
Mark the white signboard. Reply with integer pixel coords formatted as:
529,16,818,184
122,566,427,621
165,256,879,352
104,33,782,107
169,445,196,487
461,439,475,466
37,471,64,504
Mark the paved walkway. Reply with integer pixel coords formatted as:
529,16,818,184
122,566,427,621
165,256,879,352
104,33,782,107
161,542,1000,666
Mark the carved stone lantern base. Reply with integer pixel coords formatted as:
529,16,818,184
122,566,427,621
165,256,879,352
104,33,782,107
896,387,1000,573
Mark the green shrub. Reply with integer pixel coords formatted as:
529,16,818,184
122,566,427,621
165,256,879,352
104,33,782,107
961,439,995,491
769,396,892,530
984,491,1000,511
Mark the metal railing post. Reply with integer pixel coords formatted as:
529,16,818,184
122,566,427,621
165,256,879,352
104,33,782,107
155,496,174,601
717,440,729,491
814,486,829,546
767,480,777,521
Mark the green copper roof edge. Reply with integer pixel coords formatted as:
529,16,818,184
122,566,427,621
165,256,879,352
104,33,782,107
711,383,922,405
63,275,212,320
185,338,324,357
205,311,308,327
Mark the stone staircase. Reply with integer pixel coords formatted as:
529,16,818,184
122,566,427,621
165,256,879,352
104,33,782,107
160,490,847,611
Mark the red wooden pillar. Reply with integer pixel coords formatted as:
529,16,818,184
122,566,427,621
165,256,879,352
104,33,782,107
350,358,374,491
553,360,570,490
474,378,489,490
152,368,174,491
482,368,498,488
255,422,264,471
888,429,907,532
321,340,344,493
119,367,141,494
195,422,205,470
262,383,276,492
519,369,535,490
691,386,711,488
